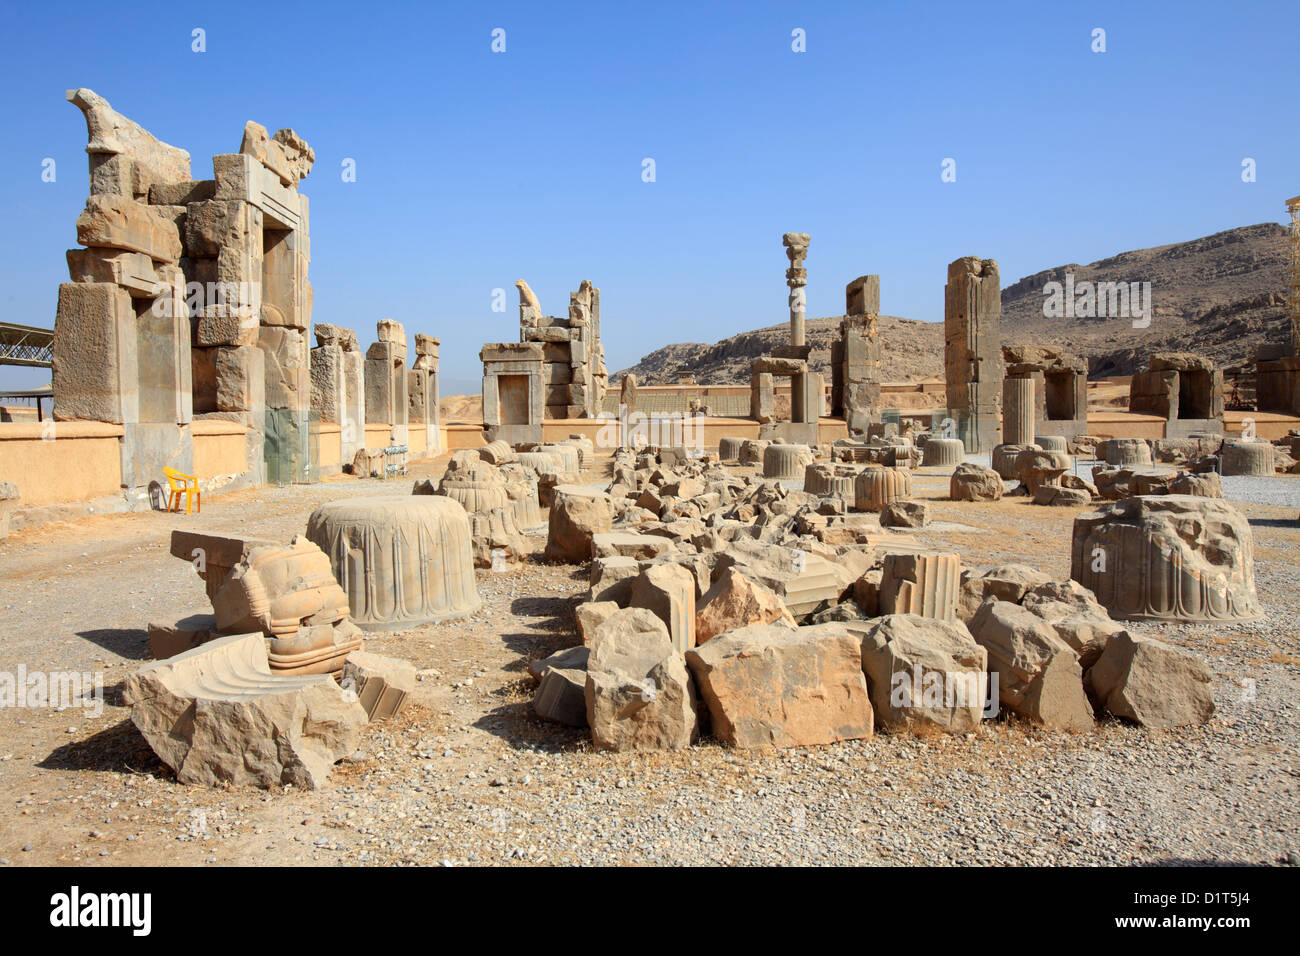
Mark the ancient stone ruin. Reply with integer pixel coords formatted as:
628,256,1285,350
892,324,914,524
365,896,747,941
1128,352,1224,438
944,256,1003,453
480,279,609,444
831,274,883,439
750,234,822,444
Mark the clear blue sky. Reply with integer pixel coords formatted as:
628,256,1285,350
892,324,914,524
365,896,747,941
2,0,1296,394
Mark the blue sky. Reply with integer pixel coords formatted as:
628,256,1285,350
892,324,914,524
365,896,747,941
1,0,1296,394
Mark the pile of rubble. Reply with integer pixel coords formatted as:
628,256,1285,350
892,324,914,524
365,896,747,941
527,440,1232,750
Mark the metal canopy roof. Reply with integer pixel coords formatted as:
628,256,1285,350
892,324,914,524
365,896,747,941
0,322,54,368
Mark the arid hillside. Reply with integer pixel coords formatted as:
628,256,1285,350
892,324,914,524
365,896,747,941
614,223,1292,386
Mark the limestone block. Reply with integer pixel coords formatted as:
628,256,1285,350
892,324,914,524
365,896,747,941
341,651,416,720
67,87,191,184
125,633,366,789
259,326,309,410
1085,632,1214,729
856,614,988,734
183,199,261,259
1035,435,1068,453
589,555,640,604
1070,495,1260,622
695,567,796,643
968,600,1094,732
65,247,161,296
575,601,620,645
881,499,930,528
52,282,137,424
804,462,859,497
738,439,770,466
585,628,697,751
306,496,482,630
950,462,1004,501
147,613,218,660
533,659,590,726
240,121,315,186
685,623,873,749
879,552,961,620
593,532,678,561
630,564,697,654
545,486,612,563
213,345,265,413
76,194,182,262
956,563,1052,623
853,466,911,512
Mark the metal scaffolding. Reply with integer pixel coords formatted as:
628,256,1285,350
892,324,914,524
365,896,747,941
0,322,54,368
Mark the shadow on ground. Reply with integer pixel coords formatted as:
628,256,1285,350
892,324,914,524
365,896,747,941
76,627,151,661
39,718,167,777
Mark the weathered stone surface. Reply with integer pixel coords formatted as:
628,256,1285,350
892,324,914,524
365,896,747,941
695,567,797,643
1015,449,1072,495
991,442,1039,479
1020,581,1126,671
1221,440,1274,476
341,651,416,721
630,564,697,653
575,601,620,644
531,647,590,726
545,486,612,563
879,552,961,620
1104,438,1153,468
950,462,1005,501
1033,484,1092,507
686,623,873,749
585,628,696,751
588,555,640,604
76,194,182,262
125,633,366,789
1086,632,1214,729
881,499,930,528
592,532,677,561
968,600,1094,732
1071,495,1260,622
856,614,988,734
1169,471,1223,498
763,443,813,480
957,563,1052,623
67,88,192,186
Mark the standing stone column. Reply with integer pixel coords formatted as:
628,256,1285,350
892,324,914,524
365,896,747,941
1002,374,1035,445
783,233,810,347
409,334,440,455
944,256,1003,452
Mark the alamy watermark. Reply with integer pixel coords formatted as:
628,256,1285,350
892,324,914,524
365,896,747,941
1042,273,1151,328
0,665,103,718
890,666,1000,718
594,403,706,453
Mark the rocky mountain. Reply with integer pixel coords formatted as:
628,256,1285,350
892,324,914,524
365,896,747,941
614,223,1292,386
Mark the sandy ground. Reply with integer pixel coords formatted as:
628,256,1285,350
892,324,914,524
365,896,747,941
0,454,1297,867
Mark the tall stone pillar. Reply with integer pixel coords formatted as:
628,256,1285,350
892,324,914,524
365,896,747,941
1002,374,1035,445
364,318,408,443
783,232,810,347
944,256,1003,453
409,334,440,455
841,274,882,438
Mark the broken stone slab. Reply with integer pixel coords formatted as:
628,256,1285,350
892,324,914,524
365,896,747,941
147,613,218,660
695,567,796,643
545,486,612,563
533,663,589,727
585,628,697,751
630,564,697,654
881,499,930,528
125,633,367,789
1020,580,1126,671
341,651,415,721
855,614,989,734
685,623,873,750
76,194,182,262
950,462,1005,501
956,564,1052,623
588,555,640,605
574,601,619,644
592,531,678,561
968,600,1094,732
66,88,192,184
1085,632,1215,730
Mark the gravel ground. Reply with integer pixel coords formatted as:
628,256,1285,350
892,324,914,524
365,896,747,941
0,454,1296,867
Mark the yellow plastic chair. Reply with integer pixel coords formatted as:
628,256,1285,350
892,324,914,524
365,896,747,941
164,467,201,514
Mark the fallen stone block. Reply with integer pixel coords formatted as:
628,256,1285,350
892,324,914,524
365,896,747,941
341,651,416,721
879,552,961,620
585,629,696,751
575,601,620,644
1085,632,1215,729
881,499,930,527
147,614,218,660
125,633,367,789
968,600,1094,732
855,614,988,734
956,563,1052,623
630,564,697,654
545,486,612,563
950,462,1004,501
685,623,873,749
695,567,796,643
